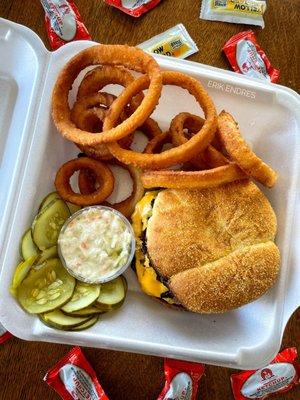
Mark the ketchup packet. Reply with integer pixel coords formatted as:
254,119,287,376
104,0,162,17
223,30,280,83
40,0,91,50
231,348,300,400
157,358,205,400
44,346,109,400
0,322,12,344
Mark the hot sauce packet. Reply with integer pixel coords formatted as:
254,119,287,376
44,346,109,399
157,358,205,400
138,24,198,59
104,0,162,17
200,0,266,28
223,30,280,83
231,348,300,400
0,322,12,344
40,0,91,50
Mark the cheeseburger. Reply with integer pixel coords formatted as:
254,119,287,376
132,180,280,313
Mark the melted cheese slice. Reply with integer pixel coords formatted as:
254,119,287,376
132,191,171,299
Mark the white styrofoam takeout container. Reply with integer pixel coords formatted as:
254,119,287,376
0,17,300,370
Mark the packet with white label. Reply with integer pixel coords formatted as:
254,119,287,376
40,0,91,50
231,348,300,400
223,30,280,83
44,346,109,400
138,24,198,59
0,322,12,344
157,358,205,400
104,0,162,17
200,0,266,28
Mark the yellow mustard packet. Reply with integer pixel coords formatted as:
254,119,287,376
200,0,266,28
138,23,198,59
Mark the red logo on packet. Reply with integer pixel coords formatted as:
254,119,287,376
223,30,280,83
157,358,205,400
260,368,274,381
40,0,91,50
231,348,300,400
104,0,162,17
44,346,109,400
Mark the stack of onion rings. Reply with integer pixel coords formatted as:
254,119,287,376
52,45,277,213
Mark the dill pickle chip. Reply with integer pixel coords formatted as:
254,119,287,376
17,258,75,314
32,199,70,250
61,282,100,313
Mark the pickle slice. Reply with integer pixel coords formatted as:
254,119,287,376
40,309,90,330
39,192,60,212
63,305,103,317
71,315,99,331
96,276,127,309
32,199,70,250
66,202,81,214
61,282,101,313
21,229,39,260
17,258,75,314
10,255,38,296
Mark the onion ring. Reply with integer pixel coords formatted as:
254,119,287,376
78,163,144,217
77,65,137,100
71,92,131,160
170,112,228,169
105,71,218,170
55,157,114,206
217,111,278,188
144,131,172,154
141,165,248,189
77,65,161,138
52,45,162,145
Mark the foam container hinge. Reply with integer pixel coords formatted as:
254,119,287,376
0,17,300,369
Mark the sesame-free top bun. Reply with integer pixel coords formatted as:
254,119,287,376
146,180,280,313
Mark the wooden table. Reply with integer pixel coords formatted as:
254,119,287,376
0,1,299,399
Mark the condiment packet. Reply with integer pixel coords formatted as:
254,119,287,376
44,346,109,399
157,358,205,400
223,30,280,83
138,24,198,59
104,0,162,17
200,0,266,28
40,0,91,50
231,347,300,400
0,322,12,344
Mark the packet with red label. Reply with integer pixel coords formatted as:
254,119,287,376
44,346,109,400
104,0,162,17
0,322,12,344
157,358,205,400
40,0,91,50
223,30,280,83
231,348,300,400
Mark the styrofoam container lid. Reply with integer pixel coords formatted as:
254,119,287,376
0,17,300,369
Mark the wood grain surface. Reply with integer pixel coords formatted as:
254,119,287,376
0,1,300,399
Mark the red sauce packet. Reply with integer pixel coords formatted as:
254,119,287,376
40,0,91,50
157,358,205,400
44,346,109,399
223,30,280,83
104,0,162,17
0,323,12,344
231,347,300,399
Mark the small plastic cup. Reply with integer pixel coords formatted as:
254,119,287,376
58,206,135,284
